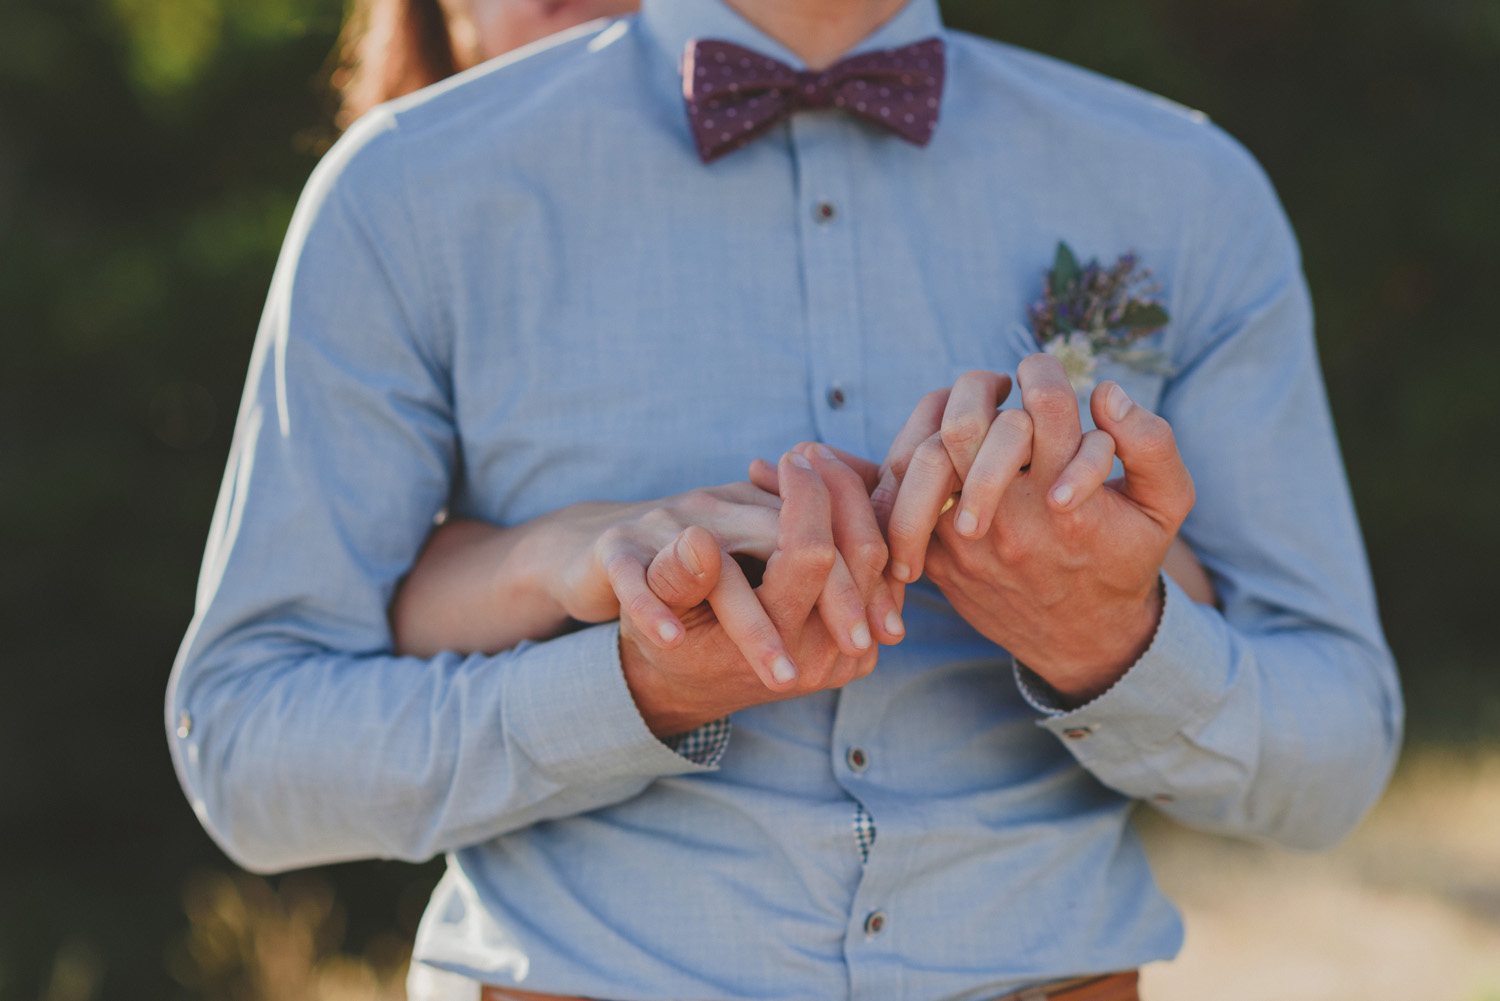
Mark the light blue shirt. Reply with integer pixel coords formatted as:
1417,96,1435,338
166,1,1403,998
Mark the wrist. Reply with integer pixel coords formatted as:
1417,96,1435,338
617,630,708,737
496,516,573,633
1039,574,1165,705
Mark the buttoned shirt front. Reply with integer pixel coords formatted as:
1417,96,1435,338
165,2,1402,999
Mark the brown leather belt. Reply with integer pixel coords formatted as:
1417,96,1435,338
482,970,1138,1001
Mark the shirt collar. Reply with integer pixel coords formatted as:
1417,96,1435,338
639,0,946,76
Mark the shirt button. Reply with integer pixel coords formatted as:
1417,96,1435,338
1063,726,1094,740
826,384,847,409
863,910,887,935
176,711,192,739
814,200,837,223
846,746,869,772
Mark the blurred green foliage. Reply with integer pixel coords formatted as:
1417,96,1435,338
1,0,1497,997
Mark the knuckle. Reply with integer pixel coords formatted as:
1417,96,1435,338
795,541,838,577
961,463,1006,499
992,528,1029,565
951,541,989,577
746,622,782,654
1024,384,1077,419
639,507,679,536
886,515,924,551
993,408,1033,439
1171,477,1197,522
854,538,889,575
1135,420,1178,463
597,524,628,553
910,436,952,476
679,490,720,520
939,415,986,451
623,589,660,619
601,549,640,579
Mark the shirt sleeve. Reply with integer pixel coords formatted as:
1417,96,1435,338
164,110,715,875
1019,133,1403,851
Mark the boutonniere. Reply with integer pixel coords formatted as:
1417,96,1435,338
1020,242,1174,392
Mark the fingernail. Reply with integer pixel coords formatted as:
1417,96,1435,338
1107,383,1134,422
884,608,905,637
813,443,835,460
850,620,872,651
1051,483,1074,508
789,452,813,469
657,621,682,644
891,561,912,582
676,534,704,576
771,655,798,684
955,507,979,536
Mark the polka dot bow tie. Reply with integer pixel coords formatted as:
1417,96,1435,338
683,37,945,163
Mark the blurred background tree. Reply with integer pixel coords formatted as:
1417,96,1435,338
0,0,1496,998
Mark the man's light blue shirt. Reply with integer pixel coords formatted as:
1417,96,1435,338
166,1,1402,997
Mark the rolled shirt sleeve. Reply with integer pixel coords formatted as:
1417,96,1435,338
1018,135,1402,851
164,110,713,874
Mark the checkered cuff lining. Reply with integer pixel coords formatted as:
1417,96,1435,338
665,721,873,861
854,803,876,864
661,718,732,766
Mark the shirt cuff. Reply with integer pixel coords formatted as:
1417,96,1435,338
1015,574,1230,759
503,622,723,786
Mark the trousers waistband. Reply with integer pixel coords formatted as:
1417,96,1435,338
481,970,1139,1001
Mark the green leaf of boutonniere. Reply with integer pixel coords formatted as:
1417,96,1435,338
1027,240,1176,392
1117,301,1170,330
1049,241,1080,298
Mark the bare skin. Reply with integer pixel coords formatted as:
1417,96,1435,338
387,0,1213,731
877,356,1199,704
391,451,907,736
393,368,1214,726
619,450,890,735
723,0,910,69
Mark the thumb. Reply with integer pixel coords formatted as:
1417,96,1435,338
1090,382,1195,531
646,526,724,610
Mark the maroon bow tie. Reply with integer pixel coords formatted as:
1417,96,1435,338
682,37,945,163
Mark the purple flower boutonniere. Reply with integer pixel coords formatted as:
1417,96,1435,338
1021,242,1174,392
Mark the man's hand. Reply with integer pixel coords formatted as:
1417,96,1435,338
620,448,897,736
879,356,1196,703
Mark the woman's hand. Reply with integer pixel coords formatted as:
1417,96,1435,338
391,482,782,659
391,455,907,676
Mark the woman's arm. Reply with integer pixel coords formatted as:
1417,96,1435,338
392,479,910,660
390,516,567,657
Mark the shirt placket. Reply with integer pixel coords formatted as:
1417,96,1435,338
788,114,869,460
789,112,905,997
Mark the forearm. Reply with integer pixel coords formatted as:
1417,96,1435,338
169,622,708,872
391,517,570,657
1019,576,1400,849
